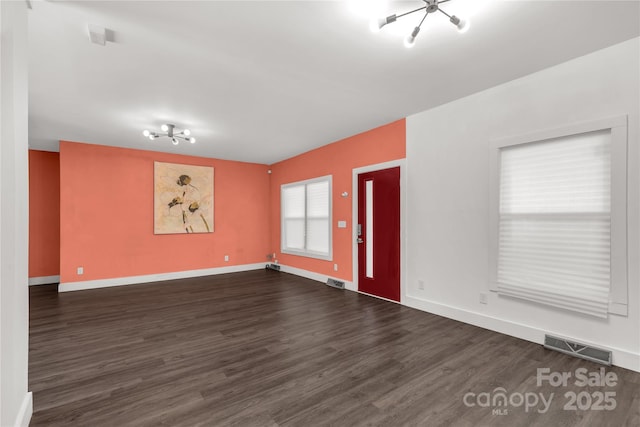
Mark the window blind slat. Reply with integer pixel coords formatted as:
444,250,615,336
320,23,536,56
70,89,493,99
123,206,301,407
497,129,612,318
497,281,610,307
496,286,609,318
282,186,306,250
283,186,305,218
497,282,610,306
306,181,329,254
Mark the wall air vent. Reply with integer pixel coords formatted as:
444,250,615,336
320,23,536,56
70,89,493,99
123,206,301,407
326,278,345,290
544,334,612,366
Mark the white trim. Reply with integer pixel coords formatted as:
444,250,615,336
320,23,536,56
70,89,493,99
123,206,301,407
58,263,265,292
278,263,638,371
278,264,354,290
609,301,628,316
491,115,627,149
14,392,32,427
281,174,333,261
489,115,628,315
28,275,59,286
404,294,639,372
352,159,407,304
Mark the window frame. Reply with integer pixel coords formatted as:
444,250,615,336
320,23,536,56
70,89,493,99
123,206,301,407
489,116,628,316
281,175,333,261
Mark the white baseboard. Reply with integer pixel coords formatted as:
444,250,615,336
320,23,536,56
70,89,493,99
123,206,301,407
57,263,640,372
278,264,407,305
278,264,354,290
58,263,265,292
278,265,404,305
277,264,639,372
28,275,60,286
403,294,640,373
15,392,32,427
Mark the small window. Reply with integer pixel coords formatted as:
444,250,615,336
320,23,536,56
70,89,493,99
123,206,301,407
281,176,332,260
490,116,628,318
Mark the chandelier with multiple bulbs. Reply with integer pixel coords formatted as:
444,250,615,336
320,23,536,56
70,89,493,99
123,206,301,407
143,124,196,145
370,0,469,48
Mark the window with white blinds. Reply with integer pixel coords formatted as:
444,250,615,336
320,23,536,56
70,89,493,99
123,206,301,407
496,129,614,318
281,176,332,260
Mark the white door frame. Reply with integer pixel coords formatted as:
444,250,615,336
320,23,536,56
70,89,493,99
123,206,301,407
351,159,407,304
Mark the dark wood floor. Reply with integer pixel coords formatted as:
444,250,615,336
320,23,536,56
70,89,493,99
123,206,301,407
29,270,639,426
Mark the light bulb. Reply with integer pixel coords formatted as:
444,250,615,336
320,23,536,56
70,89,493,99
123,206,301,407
172,138,179,145
369,18,383,33
161,124,169,132
457,18,469,33
370,15,396,33
149,135,156,140
369,18,379,33
183,129,191,136
189,137,196,144
404,35,416,48
451,16,469,33
143,129,150,137
404,26,420,48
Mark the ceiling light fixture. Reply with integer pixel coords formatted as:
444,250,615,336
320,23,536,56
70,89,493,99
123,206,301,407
371,0,469,48
143,124,195,145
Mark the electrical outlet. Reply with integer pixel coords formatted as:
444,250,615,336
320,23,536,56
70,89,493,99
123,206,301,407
479,292,488,304
77,266,84,275
224,255,229,262
334,264,338,271
418,280,424,290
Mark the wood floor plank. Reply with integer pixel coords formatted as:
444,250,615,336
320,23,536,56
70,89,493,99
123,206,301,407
29,270,640,426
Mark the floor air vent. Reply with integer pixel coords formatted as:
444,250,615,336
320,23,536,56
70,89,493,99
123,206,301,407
326,278,345,290
544,334,612,366
266,264,281,271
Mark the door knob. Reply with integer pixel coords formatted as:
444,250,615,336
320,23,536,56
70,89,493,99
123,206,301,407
357,238,364,244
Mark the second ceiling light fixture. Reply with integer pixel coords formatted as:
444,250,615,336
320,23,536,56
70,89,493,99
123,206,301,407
370,0,469,48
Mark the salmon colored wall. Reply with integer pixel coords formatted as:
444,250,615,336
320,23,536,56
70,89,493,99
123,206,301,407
269,119,406,281
59,141,270,284
29,150,61,278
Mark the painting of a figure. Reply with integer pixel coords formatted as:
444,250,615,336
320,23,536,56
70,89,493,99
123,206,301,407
154,162,214,234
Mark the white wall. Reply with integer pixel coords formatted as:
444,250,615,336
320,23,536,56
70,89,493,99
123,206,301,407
406,38,639,371
0,2,32,426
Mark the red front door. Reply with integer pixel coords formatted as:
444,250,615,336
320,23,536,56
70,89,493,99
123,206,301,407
357,167,400,302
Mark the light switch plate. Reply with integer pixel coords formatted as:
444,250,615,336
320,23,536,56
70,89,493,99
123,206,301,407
337,220,347,228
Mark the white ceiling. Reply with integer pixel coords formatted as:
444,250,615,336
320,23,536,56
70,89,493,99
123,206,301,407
28,0,640,164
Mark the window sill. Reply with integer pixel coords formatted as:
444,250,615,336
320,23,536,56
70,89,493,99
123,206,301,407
281,249,332,262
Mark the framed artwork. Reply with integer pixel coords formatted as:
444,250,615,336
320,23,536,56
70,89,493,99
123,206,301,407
154,161,214,234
